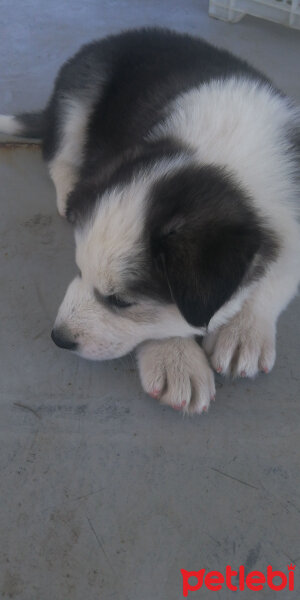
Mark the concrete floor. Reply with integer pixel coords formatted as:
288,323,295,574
0,2,299,599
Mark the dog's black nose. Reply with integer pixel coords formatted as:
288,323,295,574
51,328,77,351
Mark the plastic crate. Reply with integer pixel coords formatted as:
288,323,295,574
209,0,300,29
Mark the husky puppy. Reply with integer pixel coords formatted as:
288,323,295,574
1,28,299,414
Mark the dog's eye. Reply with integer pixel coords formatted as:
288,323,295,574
108,294,133,309
94,288,133,309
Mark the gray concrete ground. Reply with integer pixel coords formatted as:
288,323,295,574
0,2,299,599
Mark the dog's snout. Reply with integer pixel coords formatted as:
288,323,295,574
51,327,77,351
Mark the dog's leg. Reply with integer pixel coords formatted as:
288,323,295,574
203,226,300,377
48,158,78,217
47,98,91,217
136,337,215,414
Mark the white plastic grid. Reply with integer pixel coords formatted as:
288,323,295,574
209,0,300,30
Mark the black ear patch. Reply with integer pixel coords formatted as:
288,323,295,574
149,165,279,327
157,222,260,327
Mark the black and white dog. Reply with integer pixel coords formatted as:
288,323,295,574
1,28,299,414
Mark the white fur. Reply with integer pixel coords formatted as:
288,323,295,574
137,337,215,414
75,182,148,296
48,98,93,215
53,276,205,361
204,228,300,377
54,77,300,409
203,302,276,377
0,115,23,136
142,79,300,387
3,77,298,414
75,155,191,295
151,78,300,218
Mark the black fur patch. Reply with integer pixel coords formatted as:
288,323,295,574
136,165,280,327
66,137,188,224
40,27,273,218
20,27,282,329
80,29,270,175
16,111,45,138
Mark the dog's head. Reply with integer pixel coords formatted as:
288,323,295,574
52,159,278,359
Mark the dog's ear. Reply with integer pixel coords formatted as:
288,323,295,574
155,222,260,327
149,166,275,328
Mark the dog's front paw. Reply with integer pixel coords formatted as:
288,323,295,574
137,338,215,415
203,309,276,378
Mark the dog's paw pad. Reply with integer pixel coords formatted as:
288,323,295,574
149,389,162,399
